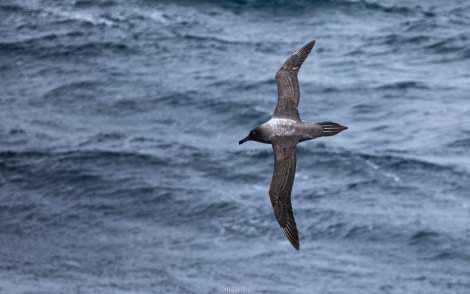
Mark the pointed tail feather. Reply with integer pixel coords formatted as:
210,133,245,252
319,121,348,136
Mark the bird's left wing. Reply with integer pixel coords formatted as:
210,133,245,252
269,144,299,250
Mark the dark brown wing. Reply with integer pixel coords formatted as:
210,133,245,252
273,40,316,118
269,144,299,250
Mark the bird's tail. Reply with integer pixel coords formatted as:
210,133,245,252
318,121,348,136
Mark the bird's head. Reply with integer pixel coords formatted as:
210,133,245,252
239,126,268,145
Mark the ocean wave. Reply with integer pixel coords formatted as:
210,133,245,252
0,37,131,59
43,80,100,102
426,34,470,52
193,0,418,14
369,33,432,47
78,132,126,146
74,0,118,8
0,31,82,54
0,149,167,170
431,249,470,261
408,230,470,261
447,137,470,148
49,42,131,58
425,34,470,61
409,230,440,244
0,2,43,15
377,81,429,90
181,34,247,46
0,3,25,13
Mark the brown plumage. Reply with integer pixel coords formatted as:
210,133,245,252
239,40,347,250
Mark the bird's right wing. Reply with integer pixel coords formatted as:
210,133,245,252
269,144,299,250
273,40,315,120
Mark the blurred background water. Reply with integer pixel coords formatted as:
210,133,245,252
1,0,469,293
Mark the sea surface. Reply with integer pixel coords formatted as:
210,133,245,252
1,0,470,293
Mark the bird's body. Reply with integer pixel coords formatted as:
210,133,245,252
256,118,339,145
239,40,347,250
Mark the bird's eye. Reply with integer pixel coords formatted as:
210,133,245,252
251,131,256,136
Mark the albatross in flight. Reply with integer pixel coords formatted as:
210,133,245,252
239,40,347,250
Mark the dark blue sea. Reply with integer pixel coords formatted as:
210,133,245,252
1,0,470,293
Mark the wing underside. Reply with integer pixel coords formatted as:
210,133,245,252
273,40,315,118
269,144,299,250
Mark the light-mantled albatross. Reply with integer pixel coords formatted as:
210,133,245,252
239,40,347,250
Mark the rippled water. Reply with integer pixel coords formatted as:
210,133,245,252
1,0,470,293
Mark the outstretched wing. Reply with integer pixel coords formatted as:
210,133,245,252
273,40,316,119
269,144,299,250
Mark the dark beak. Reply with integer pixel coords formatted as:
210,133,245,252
239,135,249,145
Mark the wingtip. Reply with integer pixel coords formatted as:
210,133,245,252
301,40,316,48
292,242,300,251
281,226,300,251
307,40,316,51
291,40,316,64
298,39,316,52
293,241,300,251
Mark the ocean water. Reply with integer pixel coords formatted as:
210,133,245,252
1,0,470,293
